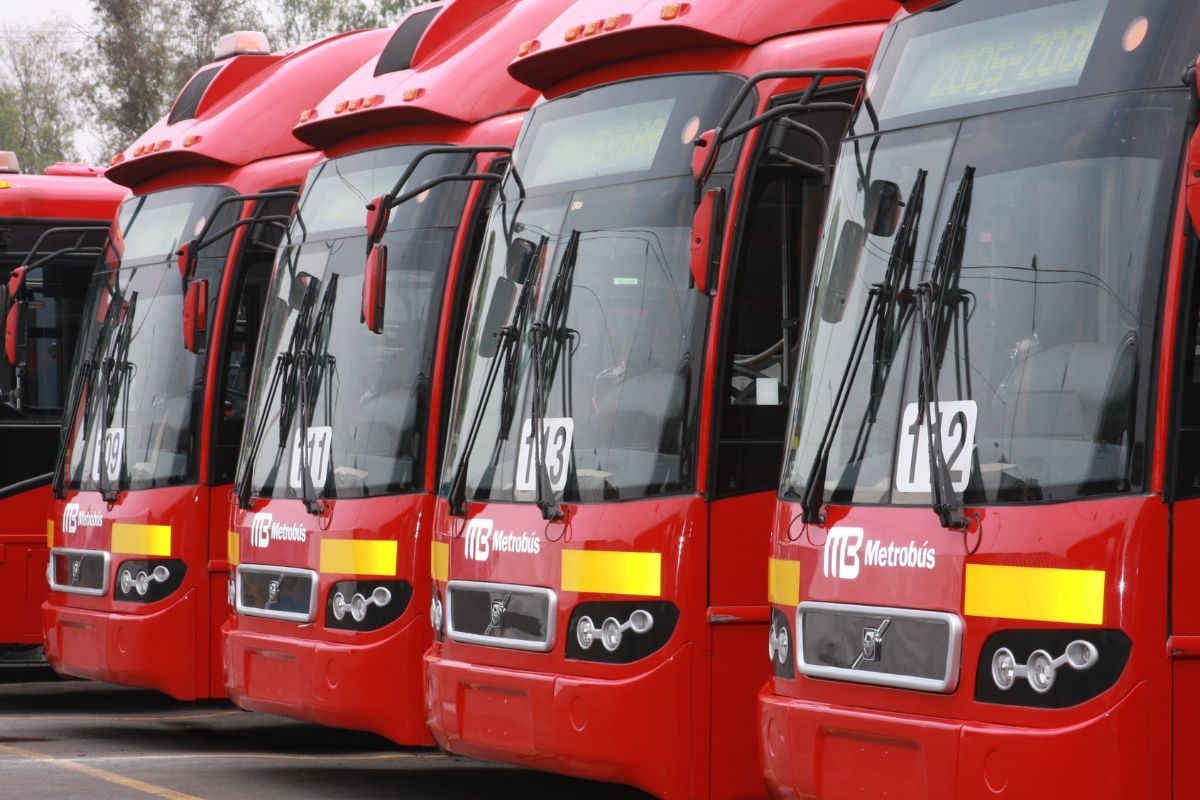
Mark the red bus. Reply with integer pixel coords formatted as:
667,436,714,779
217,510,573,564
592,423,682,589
424,1,893,796
0,155,124,656
760,0,1200,797
222,0,573,746
40,28,389,700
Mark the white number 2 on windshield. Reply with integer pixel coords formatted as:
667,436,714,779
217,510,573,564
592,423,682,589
895,400,977,493
516,417,573,493
289,426,332,491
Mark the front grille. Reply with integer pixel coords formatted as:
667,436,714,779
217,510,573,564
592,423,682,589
48,548,110,596
446,580,556,652
235,565,317,623
797,601,962,692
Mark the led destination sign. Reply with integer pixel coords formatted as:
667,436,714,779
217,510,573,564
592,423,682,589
880,0,1107,118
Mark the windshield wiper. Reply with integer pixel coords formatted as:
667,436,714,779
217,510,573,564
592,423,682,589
235,266,319,510
799,170,927,523
292,273,338,515
527,229,580,521
913,166,975,530
447,236,547,518
97,291,138,502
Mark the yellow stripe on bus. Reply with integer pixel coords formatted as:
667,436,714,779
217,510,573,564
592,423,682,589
111,523,172,557
227,531,239,566
768,558,800,606
431,541,449,582
319,539,397,577
46,519,54,548
964,563,1105,625
561,549,661,597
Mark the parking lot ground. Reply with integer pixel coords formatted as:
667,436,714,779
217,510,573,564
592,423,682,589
0,664,652,799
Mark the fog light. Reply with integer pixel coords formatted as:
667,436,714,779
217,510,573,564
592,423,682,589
227,576,236,608
768,626,777,662
1027,649,1056,693
577,615,596,649
370,586,391,607
776,623,789,665
135,572,150,595
628,609,653,634
332,591,348,621
350,593,368,622
601,617,622,652
152,565,170,583
991,647,1016,690
120,569,134,594
430,589,443,631
1065,639,1098,671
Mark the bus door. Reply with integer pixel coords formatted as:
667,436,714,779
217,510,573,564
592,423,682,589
707,88,854,795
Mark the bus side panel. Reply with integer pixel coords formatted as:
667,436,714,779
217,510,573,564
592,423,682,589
0,483,52,646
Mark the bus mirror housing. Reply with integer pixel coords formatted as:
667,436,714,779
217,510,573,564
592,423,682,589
7,265,26,297
365,195,391,249
4,299,27,366
506,238,537,283
182,279,208,354
864,180,903,237
176,240,198,282
691,129,717,186
479,277,518,359
821,220,867,323
362,244,387,334
690,187,725,295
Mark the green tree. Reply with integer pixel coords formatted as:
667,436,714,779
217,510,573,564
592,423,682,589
269,0,425,47
0,25,79,171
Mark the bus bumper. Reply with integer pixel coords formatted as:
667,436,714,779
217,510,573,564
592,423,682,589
223,616,432,746
424,644,695,799
41,589,201,700
758,682,1153,800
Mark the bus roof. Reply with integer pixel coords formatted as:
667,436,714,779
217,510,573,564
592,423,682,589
508,0,895,91
294,0,574,149
105,27,391,189
0,170,126,220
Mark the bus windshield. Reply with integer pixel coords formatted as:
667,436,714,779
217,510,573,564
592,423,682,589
442,73,747,506
239,145,471,501
781,88,1186,507
62,186,234,492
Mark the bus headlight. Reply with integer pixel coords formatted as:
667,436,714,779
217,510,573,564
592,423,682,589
325,580,411,631
976,630,1129,708
566,601,678,664
430,585,444,635
114,559,186,603
769,608,795,679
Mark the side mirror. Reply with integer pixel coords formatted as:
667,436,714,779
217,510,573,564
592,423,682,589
176,240,198,282
365,195,391,250
7,265,26,297
821,220,866,323
4,299,27,366
864,180,903,237
182,279,208,354
690,187,726,295
691,129,717,186
478,277,517,359
505,238,537,283
362,245,387,334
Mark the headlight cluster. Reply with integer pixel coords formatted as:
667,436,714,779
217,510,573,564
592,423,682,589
976,629,1130,708
566,601,678,663
114,559,186,603
325,579,411,631
430,584,444,640
769,608,794,679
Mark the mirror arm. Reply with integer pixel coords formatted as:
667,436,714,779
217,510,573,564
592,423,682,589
389,172,502,209
192,189,298,247
382,144,514,206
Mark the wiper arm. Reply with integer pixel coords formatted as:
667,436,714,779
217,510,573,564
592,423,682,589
914,166,975,530
293,274,338,516
799,170,927,523
98,292,138,502
528,229,580,521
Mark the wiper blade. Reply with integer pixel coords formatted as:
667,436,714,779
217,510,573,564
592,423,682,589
528,229,580,521
293,273,338,516
98,291,138,502
800,170,927,523
914,166,975,530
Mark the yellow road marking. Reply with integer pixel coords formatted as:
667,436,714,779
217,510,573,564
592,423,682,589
964,563,1105,625
561,549,661,597
319,539,398,576
0,743,204,800
768,558,801,606
431,540,449,582
111,523,172,557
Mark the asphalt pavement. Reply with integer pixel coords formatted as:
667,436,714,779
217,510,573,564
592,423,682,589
0,662,651,799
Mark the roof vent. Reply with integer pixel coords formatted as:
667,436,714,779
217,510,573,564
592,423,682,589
168,66,221,124
374,7,441,76
43,162,101,177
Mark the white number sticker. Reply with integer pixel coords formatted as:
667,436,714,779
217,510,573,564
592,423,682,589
289,426,333,491
895,400,977,493
516,417,574,493
91,427,125,484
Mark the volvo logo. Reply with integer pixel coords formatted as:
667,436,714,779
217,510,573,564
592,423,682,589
485,593,511,636
852,618,891,669
823,526,863,579
265,578,281,610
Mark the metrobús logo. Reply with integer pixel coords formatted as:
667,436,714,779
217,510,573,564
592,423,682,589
62,502,103,534
463,518,540,562
248,512,307,548
822,526,936,580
